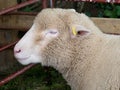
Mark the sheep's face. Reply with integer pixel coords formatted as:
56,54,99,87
14,13,62,65
14,9,72,65
14,22,61,65
14,9,91,66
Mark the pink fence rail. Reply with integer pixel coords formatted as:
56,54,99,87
66,0,120,3
0,0,39,15
0,0,120,87
0,64,35,87
0,0,39,86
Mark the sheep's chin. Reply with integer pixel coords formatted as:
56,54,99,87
17,56,41,65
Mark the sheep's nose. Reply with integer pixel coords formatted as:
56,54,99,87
14,49,21,54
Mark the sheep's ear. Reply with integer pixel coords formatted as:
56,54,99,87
70,25,90,38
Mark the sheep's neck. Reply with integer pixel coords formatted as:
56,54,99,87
45,34,105,89
62,34,106,90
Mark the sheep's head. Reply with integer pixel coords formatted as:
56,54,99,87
14,8,91,66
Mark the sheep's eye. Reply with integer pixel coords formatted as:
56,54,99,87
49,31,57,34
45,29,59,38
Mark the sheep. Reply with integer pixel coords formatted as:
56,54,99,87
14,8,120,90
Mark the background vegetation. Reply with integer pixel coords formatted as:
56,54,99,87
0,0,120,90
17,0,120,18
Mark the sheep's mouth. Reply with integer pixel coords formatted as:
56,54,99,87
17,56,30,61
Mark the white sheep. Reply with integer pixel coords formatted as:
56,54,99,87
14,8,120,90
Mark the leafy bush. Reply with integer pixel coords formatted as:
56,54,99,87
95,3,120,18
0,65,70,90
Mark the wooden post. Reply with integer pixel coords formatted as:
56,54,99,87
42,0,47,8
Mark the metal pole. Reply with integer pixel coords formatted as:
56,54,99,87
42,0,47,8
0,27,29,31
50,0,55,8
0,40,18,52
8,11,38,16
0,0,37,87
0,64,36,86
0,0,39,15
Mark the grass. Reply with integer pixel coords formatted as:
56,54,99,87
0,64,71,90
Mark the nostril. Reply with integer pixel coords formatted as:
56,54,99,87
14,49,21,54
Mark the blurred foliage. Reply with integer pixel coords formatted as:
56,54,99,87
17,0,120,18
53,0,120,18
0,65,70,90
17,0,42,12
94,4,120,18
76,3,120,18
103,5,120,18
